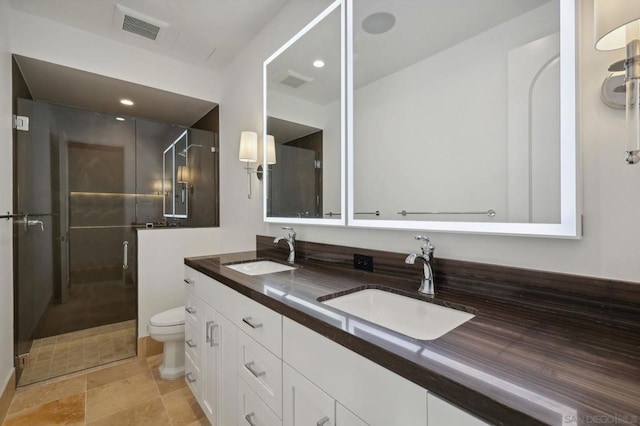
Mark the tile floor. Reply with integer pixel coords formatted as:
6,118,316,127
19,320,137,387
3,354,207,426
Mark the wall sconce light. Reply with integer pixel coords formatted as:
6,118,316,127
239,131,277,198
595,0,640,164
177,165,191,204
239,131,258,198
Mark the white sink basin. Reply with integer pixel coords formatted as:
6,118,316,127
225,260,296,276
322,289,474,340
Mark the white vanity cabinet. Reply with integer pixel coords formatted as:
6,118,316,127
185,266,283,426
184,268,238,426
185,265,494,426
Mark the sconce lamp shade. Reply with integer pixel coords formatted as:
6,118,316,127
177,165,190,184
239,131,258,162
594,0,640,51
266,135,277,165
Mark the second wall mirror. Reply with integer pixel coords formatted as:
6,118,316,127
348,0,579,237
263,0,346,226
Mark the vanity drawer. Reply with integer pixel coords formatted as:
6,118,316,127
185,352,201,401
234,295,282,357
184,322,200,365
238,330,283,418
238,377,282,426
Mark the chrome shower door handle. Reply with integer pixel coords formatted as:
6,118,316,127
122,241,129,270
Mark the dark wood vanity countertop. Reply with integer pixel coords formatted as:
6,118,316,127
185,250,640,426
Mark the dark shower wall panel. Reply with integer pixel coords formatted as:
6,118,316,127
68,142,127,284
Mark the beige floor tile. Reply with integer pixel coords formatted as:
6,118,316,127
162,386,207,426
85,371,159,423
9,375,86,414
86,397,171,426
86,358,149,390
151,367,186,396
3,392,85,426
145,354,162,370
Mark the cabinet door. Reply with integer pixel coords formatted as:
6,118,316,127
336,403,369,426
428,394,489,426
283,363,335,426
201,303,238,426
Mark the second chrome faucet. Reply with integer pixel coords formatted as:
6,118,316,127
405,235,435,296
274,226,296,264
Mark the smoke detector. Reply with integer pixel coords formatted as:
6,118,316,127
113,4,169,42
280,70,314,89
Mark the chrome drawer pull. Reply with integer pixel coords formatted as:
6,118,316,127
245,412,257,426
209,323,219,347
205,320,214,343
185,306,196,314
185,339,197,349
317,416,330,426
244,361,266,378
184,278,194,286
186,373,196,383
242,317,263,329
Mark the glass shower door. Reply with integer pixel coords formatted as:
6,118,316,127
14,99,138,385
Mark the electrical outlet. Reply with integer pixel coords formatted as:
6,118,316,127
354,254,374,272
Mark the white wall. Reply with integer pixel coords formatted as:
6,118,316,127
255,1,639,283
9,9,222,104
0,0,15,391
137,228,221,337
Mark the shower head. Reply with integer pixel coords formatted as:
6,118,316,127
178,144,203,157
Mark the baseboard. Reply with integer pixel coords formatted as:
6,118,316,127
137,336,163,359
0,369,15,424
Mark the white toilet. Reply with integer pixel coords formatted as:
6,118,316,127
148,306,185,380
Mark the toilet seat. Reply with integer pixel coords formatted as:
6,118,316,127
150,306,185,327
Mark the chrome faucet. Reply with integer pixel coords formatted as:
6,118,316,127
274,226,296,264
405,235,435,296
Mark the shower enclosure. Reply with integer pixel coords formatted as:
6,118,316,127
13,99,216,385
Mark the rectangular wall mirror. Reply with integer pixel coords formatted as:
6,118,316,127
263,0,346,226
348,0,579,237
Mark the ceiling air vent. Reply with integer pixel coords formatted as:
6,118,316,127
280,71,313,89
122,15,161,41
113,4,169,43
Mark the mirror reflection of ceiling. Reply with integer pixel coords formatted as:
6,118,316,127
14,55,217,127
354,0,552,88
267,7,341,106
269,0,552,106
9,0,291,71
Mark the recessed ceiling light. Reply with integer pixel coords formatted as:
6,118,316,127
362,12,396,35
313,59,325,68
120,99,134,106
116,117,126,121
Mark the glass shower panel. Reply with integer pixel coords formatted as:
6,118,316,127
14,99,59,373
135,119,185,224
